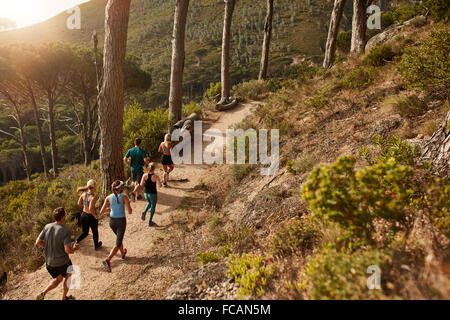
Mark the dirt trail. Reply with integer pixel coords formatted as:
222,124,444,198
3,101,258,300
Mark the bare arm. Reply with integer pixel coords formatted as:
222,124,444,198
153,175,163,188
77,195,83,207
35,237,44,249
64,244,79,255
139,174,148,188
123,195,133,215
100,197,110,215
158,143,163,154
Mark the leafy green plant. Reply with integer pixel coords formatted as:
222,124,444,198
397,29,450,96
227,253,277,297
422,0,449,22
183,101,203,118
269,219,320,256
306,92,330,110
393,4,420,23
304,247,390,299
363,45,396,67
198,251,219,264
374,135,420,166
232,80,269,100
231,164,253,183
337,30,352,53
204,82,221,100
382,95,428,118
302,156,416,245
342,67,376,90
286,153,318,175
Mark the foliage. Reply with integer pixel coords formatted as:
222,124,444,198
302,156,416,245
231,164,253,183
337,30,352,53
342,67,376,90
382,95,428,118
393,4,420,23
123,102,170,158
227,253,277,297
232,80,269,100
422,0,449,22
373,135,420,166
269,219,320,256
397,28,450,96
198,251,219,264
286,153,318,175
204,82,221,100
183,101,203,118
304,247,390,299
363,45,396,67
306,92,330,110
426,178,450,237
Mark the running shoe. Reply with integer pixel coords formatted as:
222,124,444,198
36,292,45,300
64,295,76,300
148,221,156,227
141,212,146,221
102,259,111,272
121,248,128,260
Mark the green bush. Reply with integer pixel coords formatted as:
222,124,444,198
305,92,330,110
384,95,428,118
286,153,318,175
183,101,203,118
381,11,395,29
393,4,420,23
232,80,268,100
302,156,416,245
231,164,253,183
422,0,449,22
374,135,420,166
123,102,170,157
304,247,390,299
269,219,320,256
342,67,376,90
204,82,221,100
198,251,219,264
397,29,450,96
337,30,352,53
363,45,396,66
227,253,277,297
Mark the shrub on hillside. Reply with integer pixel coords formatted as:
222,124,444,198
337,30,352,53
304,247,390,299
342,67,376,90
204,82,221,101
231,164,253,183
373,135,420,166
422,0,450,22
227,253,277,297
363,45,396,66
382,95,428,118
306,92,330,111
302,156,416,245
393,4,420,23
183,101,203,118
286,153,318,175
231,80,269,100
397,29,450,97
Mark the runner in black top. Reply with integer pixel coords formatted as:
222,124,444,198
158,134,174,187
137,163,162,226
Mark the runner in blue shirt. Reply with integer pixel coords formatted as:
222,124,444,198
124,138,149,200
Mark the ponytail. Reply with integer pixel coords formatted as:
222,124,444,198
111,180,124,204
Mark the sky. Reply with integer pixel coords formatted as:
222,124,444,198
0,0,90,28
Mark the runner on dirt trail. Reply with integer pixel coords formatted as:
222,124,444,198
158,134,174,187
136,163,163,227
35,207,80,300
124,138,149,199
74,179,102,250
100,180,133,272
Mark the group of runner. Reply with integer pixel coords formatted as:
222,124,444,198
34,136,175,300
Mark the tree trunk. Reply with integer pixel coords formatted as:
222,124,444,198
27,81,48,178
420,110,450,177
323,0,346,68
219,0,236,104
169,0,190,123
47,94,58,177
97,0,131,194
258,0,274,80
16,113,31,181
350,0,367,54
